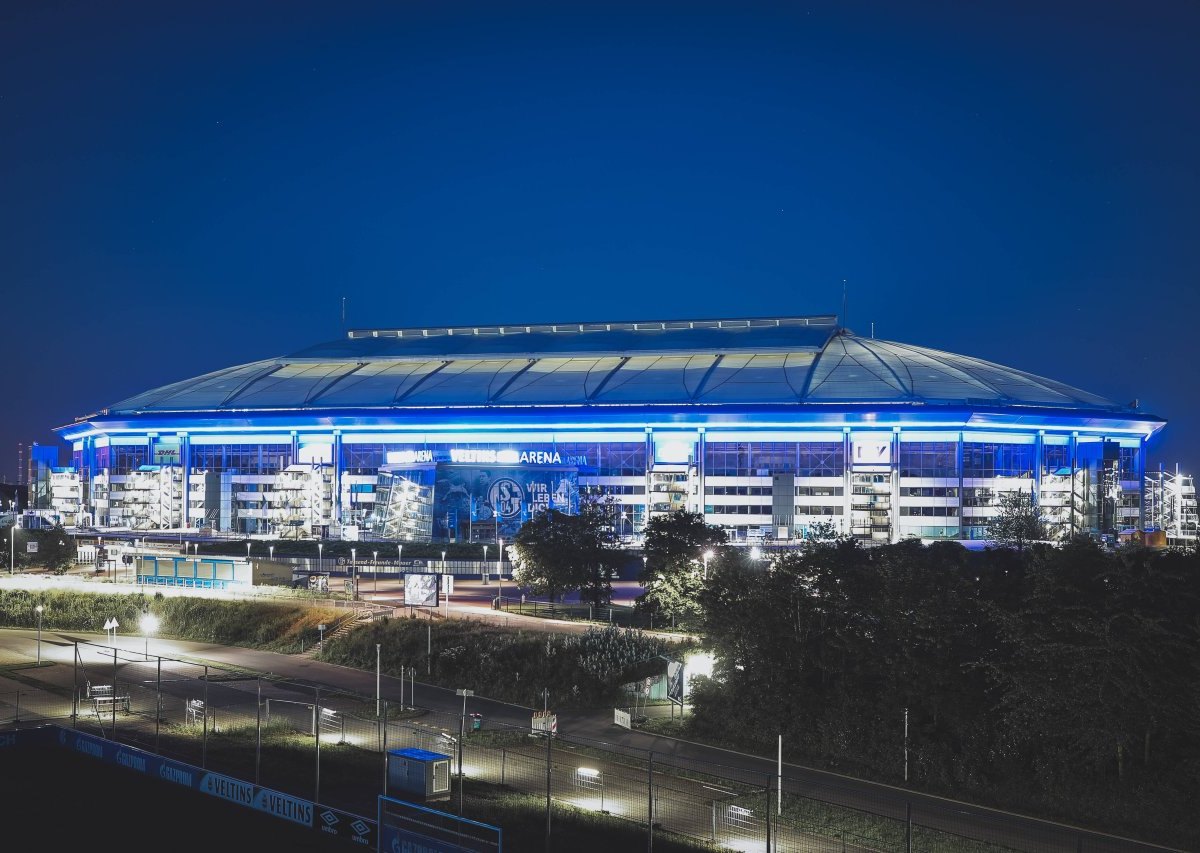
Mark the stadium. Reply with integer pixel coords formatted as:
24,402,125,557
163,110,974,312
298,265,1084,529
53,315,1163,544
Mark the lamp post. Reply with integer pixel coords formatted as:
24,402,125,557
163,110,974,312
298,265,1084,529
482,545,488,585
246,540,251,559
318,542,324,575
140,611,159,660
318,623,326,650
497,538,504,602
702,549,714,580
35,604,43,665
373,550,378,595
269,544,274,562
441,550,447,615
351,547,357,601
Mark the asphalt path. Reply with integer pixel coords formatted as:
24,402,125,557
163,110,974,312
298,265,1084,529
0,624,1178,853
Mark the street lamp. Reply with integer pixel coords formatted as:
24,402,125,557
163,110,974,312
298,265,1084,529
140,611,159,660
750,545,762,562
269,544,274,562
318,542,324,575
482,545,488,585
351,547,357,600
318,622,326,650
497,537,504,602
442,550,448,616
702,549,714,580
35,604,43,665
373,550,378,595
246,540,251,559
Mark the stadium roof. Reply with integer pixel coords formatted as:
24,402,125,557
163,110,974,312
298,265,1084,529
94,316,1142,416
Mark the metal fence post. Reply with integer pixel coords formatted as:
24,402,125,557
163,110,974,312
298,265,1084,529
647,751,654,852
545,730,552,853
765,776,772,853
202,664,209,769
255,678,262,786
382,699,389,797
155,658,162,754
71,642,78,729
314,685,322,807
111,646,118,740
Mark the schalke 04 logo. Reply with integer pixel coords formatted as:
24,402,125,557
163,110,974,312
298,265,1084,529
488,477,524,519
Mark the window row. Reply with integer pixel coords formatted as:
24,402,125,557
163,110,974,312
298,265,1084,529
707,504,773,515
706,485,773,495
900,506,960,517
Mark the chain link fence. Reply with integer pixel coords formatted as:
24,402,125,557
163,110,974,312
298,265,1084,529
0,641,1175,853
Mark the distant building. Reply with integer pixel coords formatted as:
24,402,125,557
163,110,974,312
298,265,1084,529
27,443,59,511
1143,465,1198,548
53,315,1165,544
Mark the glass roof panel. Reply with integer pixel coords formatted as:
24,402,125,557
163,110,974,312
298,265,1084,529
696,353,809,402
592,356,698,402
110,362,277,411
494,358,618,404
401,359,528,405
312,361,445,406
226,363,363,407
804,338,909,401
870,342,1001,402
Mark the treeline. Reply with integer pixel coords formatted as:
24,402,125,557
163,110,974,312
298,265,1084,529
692,539,1200,848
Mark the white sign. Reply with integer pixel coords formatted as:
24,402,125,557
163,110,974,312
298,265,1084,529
103,617,119,631
449,448,563,465
852,438,891,466
26,541,38,554
385,449,434,465
531,711,557,735
613,709,631,730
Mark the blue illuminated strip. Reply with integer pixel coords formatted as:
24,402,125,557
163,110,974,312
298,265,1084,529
55,401,1164,444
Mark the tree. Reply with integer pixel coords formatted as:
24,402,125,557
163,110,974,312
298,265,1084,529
34,526,75,574
510,502,617,607
988,489,1045,551
636,510,727,626
803,519,849,546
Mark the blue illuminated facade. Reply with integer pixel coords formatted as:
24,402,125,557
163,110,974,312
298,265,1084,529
55,316,1164,543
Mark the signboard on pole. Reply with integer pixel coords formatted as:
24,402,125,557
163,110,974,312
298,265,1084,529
613,709,631,730
531,711,557,735
405,573,440,607
666,660,684,706
26,541,38,554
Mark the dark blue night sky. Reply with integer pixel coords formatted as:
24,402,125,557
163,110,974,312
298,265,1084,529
3,2,1198,481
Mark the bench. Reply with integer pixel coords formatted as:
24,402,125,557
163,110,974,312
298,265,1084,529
92,694,131,714
87,683,130,714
